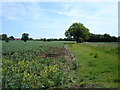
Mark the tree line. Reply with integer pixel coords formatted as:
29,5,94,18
0,22,119,43
0,33,30,42
65,22,118,43
0,33,118,43
0,33,75,42
86,33,118,42
0,34,15,42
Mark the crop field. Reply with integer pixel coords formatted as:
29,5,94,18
1,41,119,88
2,41,78,88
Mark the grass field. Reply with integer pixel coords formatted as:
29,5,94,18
1,41,119,88
67,42,119,88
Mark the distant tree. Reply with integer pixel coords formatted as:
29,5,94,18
0,34,2,40
43,38,46,42
111,36,117,42
5,38,9,42
88,33,103,42
54,39,58,41
2,34,7,40
29,37,33,40
59,38,63,41
21,33,29,42
47,39,51,42
40,38,43,41
65,22,90,43
87,33,117,42
9,36,15,40
103,33,110,42
118,36,120,41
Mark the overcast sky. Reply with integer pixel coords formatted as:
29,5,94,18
1,1,118,38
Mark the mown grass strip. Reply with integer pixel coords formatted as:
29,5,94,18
67,43,119,88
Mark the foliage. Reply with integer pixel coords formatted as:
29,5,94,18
9,36,15,40
118,36,120,42
47,39,51,42
65,22,118,42
65,22,90,43
87,33,118,42
43,38,46,42
2,59,67,88
21,33,29,42
2,41,76,88
2,34,7,40
28,37,33,40
5,38,9,42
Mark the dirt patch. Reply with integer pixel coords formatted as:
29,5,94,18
40,48,66,58
40,46,76,61
40,46,77,70
64,45,76,61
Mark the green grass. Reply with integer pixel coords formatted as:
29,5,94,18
67,43,119,88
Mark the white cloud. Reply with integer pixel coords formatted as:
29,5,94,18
59,2,118,36
2,2,28,20
2,2,45,21
2,2,118,38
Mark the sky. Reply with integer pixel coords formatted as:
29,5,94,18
1,1,118,39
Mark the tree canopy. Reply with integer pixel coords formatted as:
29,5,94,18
2,34,7,40
9,36,15,40
21,33,29,42
87,33,118,42
65,22,90,43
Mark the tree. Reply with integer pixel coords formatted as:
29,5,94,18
65,22,90,43
0,34,2,40
5,38,9,42
47,39,51,42
21,33,29,42
2,34,7,40
9,36,15,40
29,37,33,40
87,33,117,42
43,38,46,42
118,36,120,42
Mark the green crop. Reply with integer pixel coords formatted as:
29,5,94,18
2,41,75,88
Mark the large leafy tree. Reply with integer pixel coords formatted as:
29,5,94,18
65,22,90,43
21,33,29,42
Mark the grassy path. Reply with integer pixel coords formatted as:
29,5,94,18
67,43,118,88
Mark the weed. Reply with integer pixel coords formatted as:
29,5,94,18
94,53,98,58
72,60,79,70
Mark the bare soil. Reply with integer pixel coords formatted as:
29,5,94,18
40,46,76,61
40,48,66,58
40,46,77,71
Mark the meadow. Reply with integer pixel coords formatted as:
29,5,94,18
1,41,119,88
